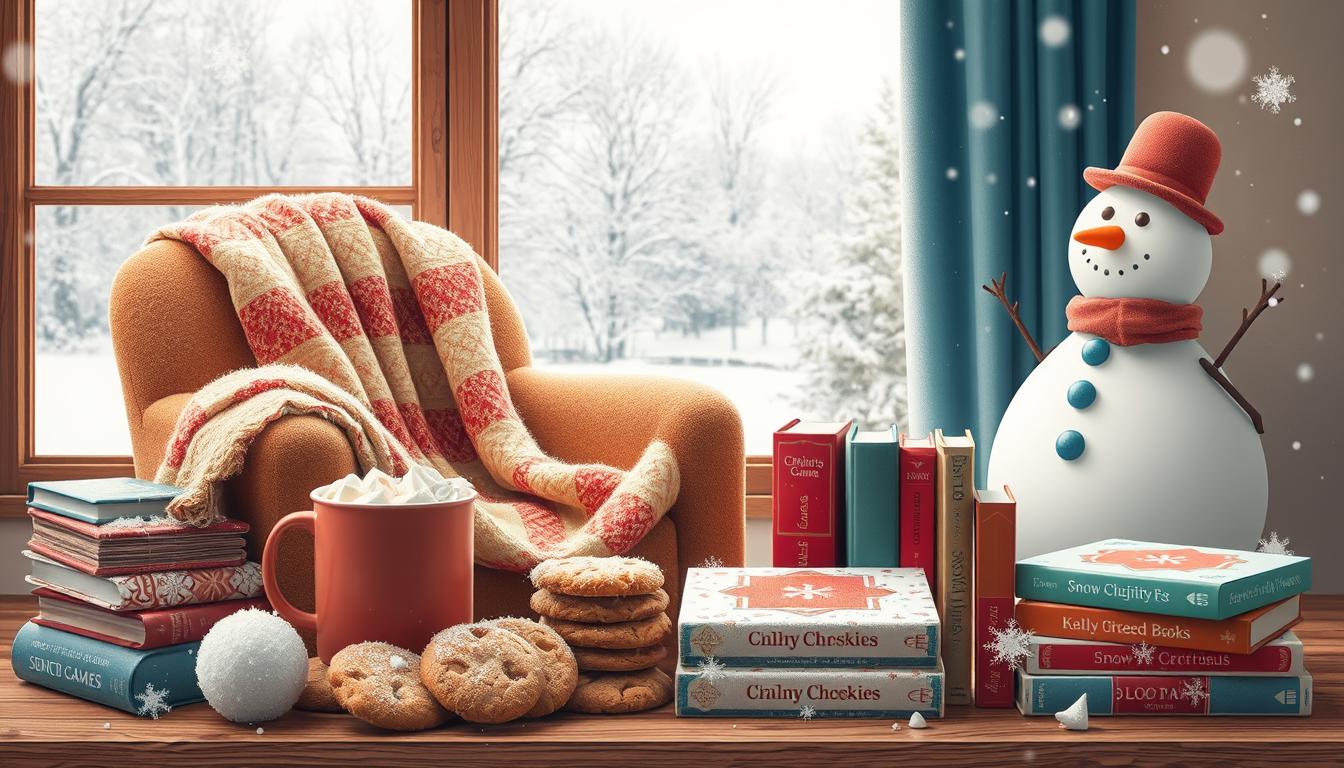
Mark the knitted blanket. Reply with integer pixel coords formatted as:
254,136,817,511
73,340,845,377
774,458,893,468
148,194,679,572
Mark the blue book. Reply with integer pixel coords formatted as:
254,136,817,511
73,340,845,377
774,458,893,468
1015,539,1311,621
27,478,183,525
1017,670,1312,716
844,424,899,567
10,621,203,715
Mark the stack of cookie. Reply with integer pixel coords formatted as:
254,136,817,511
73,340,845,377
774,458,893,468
529,556,674,714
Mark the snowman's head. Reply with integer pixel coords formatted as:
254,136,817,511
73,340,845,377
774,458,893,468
1068,186,1212,303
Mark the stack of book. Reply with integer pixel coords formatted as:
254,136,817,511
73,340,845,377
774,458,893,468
674,565,944,719
1012,539,1313,717
9,478,267,715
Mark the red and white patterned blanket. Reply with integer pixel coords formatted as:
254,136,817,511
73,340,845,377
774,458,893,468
148,194,679,572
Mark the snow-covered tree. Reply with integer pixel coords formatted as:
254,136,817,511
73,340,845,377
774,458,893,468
795,80,907,427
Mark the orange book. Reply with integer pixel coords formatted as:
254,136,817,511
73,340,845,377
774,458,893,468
973,487,1015,707
1014,595,1302,655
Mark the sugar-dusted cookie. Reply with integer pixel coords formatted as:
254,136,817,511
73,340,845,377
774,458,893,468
571,643,668,672
328,642,449,731
530,556,664,598
530,588,670,624
563,667,673,714
421,622,544,724
296,657,344,713
541,613,672,650
492,617,578,718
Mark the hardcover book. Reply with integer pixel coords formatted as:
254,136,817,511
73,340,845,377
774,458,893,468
27,508,248,576
973,486,1015,707
678,566,939,668
844,424,899,568
32,588,269,650
934,428,974,705
897,433,936,590
1017,670,1312,716
1025,631,1304,676
10,621,204,715
27,478,183,525
1013,595,1301,655
772,420,852,567
24,550,264,612
1015,538,1311,620
676,664,944,719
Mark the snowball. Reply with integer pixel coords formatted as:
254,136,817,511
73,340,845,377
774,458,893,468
908,712,928,729
1055,693,1089,730
196,609,307,723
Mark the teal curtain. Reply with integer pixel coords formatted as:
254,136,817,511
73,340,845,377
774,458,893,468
899,0,1136,480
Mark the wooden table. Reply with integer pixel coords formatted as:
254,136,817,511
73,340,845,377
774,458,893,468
1,595,1340,767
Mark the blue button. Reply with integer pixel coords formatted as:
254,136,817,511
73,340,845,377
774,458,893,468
1056,430,1085,461
1067,380,1097,409
1082,338,1110,365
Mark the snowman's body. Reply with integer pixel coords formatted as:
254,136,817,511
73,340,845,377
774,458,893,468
987,185,1268,559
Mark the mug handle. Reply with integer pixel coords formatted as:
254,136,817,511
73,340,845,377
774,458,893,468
261,511,318,632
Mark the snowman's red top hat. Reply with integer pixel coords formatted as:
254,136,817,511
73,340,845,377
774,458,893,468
1083,111,1224,235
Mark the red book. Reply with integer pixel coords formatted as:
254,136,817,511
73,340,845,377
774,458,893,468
898,433,936,590
27,507,248,576
31,587,269,649
973,486,1016,707
772,419,852,567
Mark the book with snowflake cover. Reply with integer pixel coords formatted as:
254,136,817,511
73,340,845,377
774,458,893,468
1016,670,1312,716
1016,539,1311,620
27,507,248,576
23,550,264,612
10,621,203,716
676,663,944,718
1025,631,1304,676
678,566,939,668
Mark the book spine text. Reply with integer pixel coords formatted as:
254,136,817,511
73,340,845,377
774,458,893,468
1017,672,1312,716
898,440,936,590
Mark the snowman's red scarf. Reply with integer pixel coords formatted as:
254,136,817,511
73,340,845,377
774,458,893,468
1065,296,1202,346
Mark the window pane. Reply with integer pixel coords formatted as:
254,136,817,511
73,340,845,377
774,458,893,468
34,0,412,186
498,0,906,454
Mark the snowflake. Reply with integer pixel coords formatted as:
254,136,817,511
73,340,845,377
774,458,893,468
782,583,833,601
1130,642,1156,666
1251,66,1296,114
982,619,1034,671
696,656,727,682
700,555,724,568
798,705,817,721
1179,678,1209,707
1257,531,1294,555
134,683,172,719
1139,553,1186,566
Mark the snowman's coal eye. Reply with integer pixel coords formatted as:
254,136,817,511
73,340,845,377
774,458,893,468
1101,206,1115,220
1135,211,1150,227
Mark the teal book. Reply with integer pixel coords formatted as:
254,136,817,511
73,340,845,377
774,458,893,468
1016,539,1311,621
28,478,183,525
10,621,203,715
1017,670,1312,716
844,424,899,567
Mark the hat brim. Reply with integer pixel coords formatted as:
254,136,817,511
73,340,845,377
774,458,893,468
1083,167,1224,235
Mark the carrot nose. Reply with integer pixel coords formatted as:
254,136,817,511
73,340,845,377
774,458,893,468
1073,225,1126,250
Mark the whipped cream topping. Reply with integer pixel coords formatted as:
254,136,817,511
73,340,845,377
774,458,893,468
314,466,475,505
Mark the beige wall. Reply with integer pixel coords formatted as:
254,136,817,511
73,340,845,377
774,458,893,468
1137,1,1342,589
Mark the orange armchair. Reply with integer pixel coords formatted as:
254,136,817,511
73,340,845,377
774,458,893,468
109,238,745,638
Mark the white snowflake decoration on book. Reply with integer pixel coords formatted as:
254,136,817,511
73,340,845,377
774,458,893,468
1251,66,1296,114
798,705,817,721
696,656,726,682
153,571,193,605
134,683,172,719
1257,531,1294,555
1180,678,1209,707
1130,642,1156,666
982,619,1034,671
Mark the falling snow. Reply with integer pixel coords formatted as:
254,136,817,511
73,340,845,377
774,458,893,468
696,656,727,682
1130,642,1157,666
1297,363,1315,383
1251,66,1296,114
982,619,1035,671
134,683,172,720
1257,531,1294,555
799,705,817,721
1179,678,1209,707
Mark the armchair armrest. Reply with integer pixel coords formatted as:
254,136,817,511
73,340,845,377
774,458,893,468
506,366,746,571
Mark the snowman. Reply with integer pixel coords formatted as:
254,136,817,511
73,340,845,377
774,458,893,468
984,112,1280,559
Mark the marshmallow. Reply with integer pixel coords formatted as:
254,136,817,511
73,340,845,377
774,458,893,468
1055,694,1088,731
314,466,475,505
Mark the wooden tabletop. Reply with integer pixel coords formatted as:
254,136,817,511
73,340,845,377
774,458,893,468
1,595,1340,767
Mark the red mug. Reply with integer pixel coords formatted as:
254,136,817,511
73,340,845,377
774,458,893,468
262,488,476,663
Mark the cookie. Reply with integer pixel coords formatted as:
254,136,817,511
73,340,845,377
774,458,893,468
571,643,668,672
541,613,672,650
296,657,344,713
421,622,545,724
564,667,673,714
328,642,449,731
530,588,670,624
530,556,664,597
491,617,579,718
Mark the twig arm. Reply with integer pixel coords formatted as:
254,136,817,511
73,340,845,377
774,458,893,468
981,272,1045,364
1200,279,1282,434
1200,358,1265,434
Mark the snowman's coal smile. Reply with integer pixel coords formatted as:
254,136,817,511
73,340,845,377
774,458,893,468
1081,249,1152,277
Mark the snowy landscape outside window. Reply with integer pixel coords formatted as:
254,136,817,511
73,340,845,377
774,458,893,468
498,0,909,455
